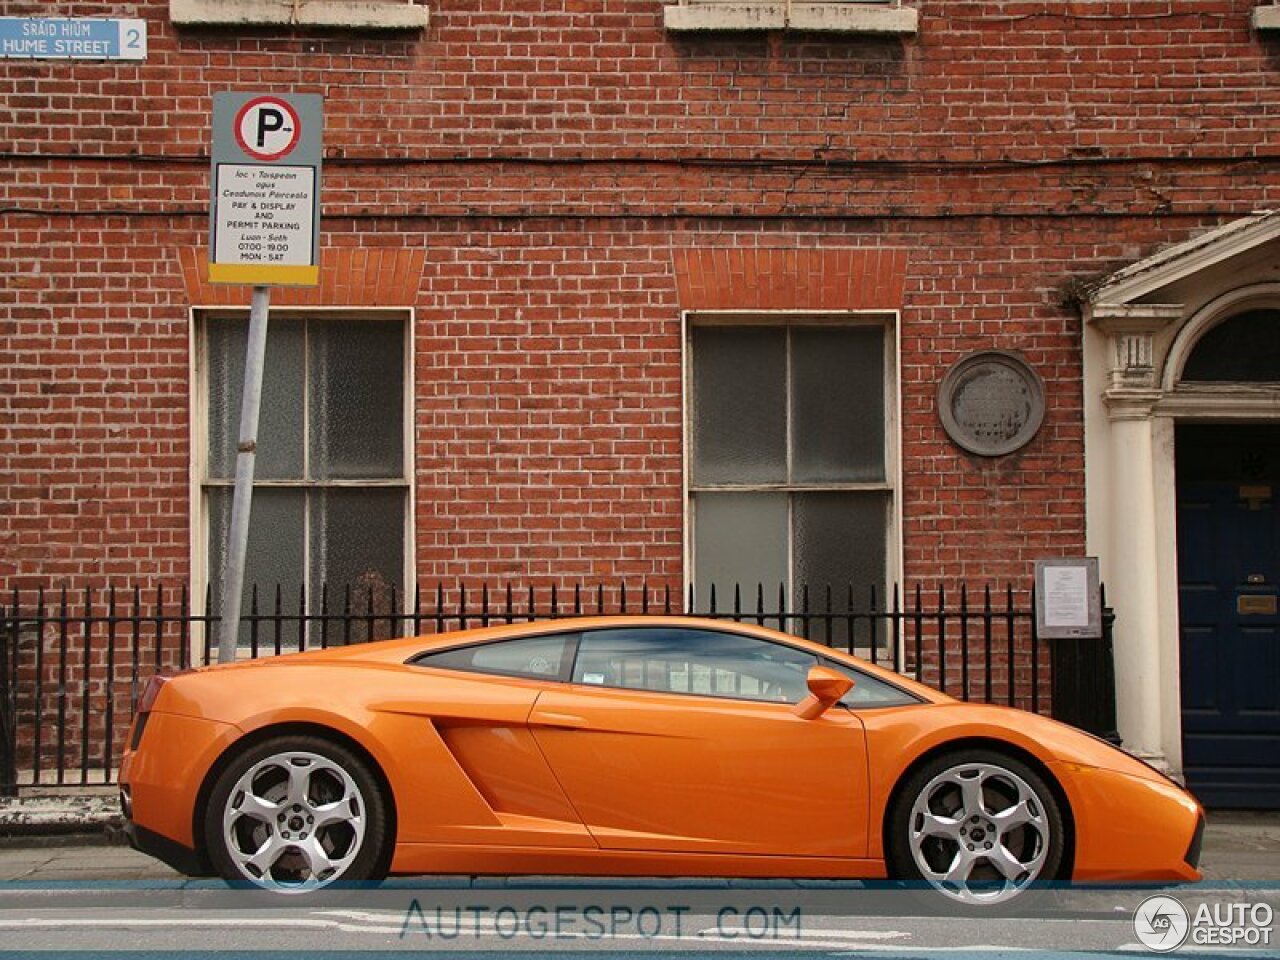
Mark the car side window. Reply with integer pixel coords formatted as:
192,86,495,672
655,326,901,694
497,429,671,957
825,660,921,708
572,627,817,704
412,633,575,681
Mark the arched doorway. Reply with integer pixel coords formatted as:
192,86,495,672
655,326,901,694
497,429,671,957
1174,309,1280,808
1084,211,1280,809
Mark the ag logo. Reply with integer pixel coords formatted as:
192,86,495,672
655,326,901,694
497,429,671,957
1134,895,1190,952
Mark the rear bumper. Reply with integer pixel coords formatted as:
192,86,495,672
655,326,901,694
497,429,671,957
119,710,237,850
124,819,210,877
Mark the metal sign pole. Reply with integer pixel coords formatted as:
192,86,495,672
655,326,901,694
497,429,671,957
217,284,271,663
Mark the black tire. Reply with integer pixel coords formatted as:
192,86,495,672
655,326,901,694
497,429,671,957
886,748,1066,912
204,734,392,892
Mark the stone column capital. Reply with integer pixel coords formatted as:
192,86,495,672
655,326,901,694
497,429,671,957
1088,303,1184,396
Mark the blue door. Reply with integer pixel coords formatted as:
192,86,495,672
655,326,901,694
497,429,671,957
1177,425,1280,808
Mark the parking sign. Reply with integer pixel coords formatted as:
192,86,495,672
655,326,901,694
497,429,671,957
209,92,323,286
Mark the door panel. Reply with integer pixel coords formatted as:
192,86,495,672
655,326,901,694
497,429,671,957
530,685,869,856
1177,425,1280,808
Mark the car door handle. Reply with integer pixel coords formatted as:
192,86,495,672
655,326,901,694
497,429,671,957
532,711,588,730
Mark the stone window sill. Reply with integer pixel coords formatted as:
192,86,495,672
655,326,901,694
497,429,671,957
1254,4,1280,30
170,0,429,30
663,2,918,35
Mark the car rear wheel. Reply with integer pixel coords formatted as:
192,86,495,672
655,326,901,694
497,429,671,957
205,735,390,893
887,749,1065,908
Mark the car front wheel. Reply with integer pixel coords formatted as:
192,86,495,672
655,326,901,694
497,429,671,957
887,749,1065,908
205,734,391,893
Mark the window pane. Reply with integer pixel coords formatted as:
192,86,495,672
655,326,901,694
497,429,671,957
309,488,405,641
207,487,306,646
794,490,887,593
826,661,920,707
416,634,573,680
310,318,404,480
794,491,888,645
692,326,786,484
206,317,306,481
206,319,241,481
1182,310,1280,382
792,326,885,483
574,628,816,703
693,491,788,610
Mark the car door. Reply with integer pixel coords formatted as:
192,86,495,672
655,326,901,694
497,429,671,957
528,625,870,857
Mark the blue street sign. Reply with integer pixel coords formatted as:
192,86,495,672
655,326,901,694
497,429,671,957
0,19,147,60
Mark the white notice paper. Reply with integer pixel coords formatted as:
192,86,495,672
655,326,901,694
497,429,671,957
214,164,316,268
1042,565,1089,628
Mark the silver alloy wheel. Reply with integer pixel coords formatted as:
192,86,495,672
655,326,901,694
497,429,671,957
221,750,367,892
907,760,1051,905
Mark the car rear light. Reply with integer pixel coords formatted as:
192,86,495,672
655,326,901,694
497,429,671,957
128,675,169,751
127,712,151,752
137,674,169,714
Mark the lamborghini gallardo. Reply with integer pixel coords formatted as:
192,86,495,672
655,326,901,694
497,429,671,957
119,616,1203,906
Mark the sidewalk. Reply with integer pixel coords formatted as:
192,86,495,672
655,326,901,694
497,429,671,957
1195,811,1280,882
0,812,1277,884
0,792,120,839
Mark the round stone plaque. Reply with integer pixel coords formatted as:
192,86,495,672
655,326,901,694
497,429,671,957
938,350,1045,457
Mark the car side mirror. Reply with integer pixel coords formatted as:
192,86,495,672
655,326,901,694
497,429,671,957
792,665,854,720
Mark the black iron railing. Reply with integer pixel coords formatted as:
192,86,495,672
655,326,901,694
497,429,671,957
0,581,1116,795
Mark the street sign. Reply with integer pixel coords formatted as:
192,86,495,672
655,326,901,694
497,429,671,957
209,92,323,286
208,93,324,661
0,18,147,60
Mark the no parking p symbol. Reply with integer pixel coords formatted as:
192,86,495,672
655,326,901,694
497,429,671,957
232,96,302,161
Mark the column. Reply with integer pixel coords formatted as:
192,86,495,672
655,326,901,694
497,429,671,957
1105,393,1167,765
1094,310,1176,767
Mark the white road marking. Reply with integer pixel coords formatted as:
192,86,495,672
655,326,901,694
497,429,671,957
0,911,915,948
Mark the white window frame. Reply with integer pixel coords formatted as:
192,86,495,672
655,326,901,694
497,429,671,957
188,306,416,651
681,309,904,617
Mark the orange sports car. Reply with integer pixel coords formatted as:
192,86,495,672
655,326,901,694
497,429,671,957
119,616,1204,906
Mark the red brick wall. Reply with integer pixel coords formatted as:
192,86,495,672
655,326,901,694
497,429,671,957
3,0,1280,597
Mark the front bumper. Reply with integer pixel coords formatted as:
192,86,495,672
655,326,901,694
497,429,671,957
1184,812,1206,871
1051,760,1204,884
